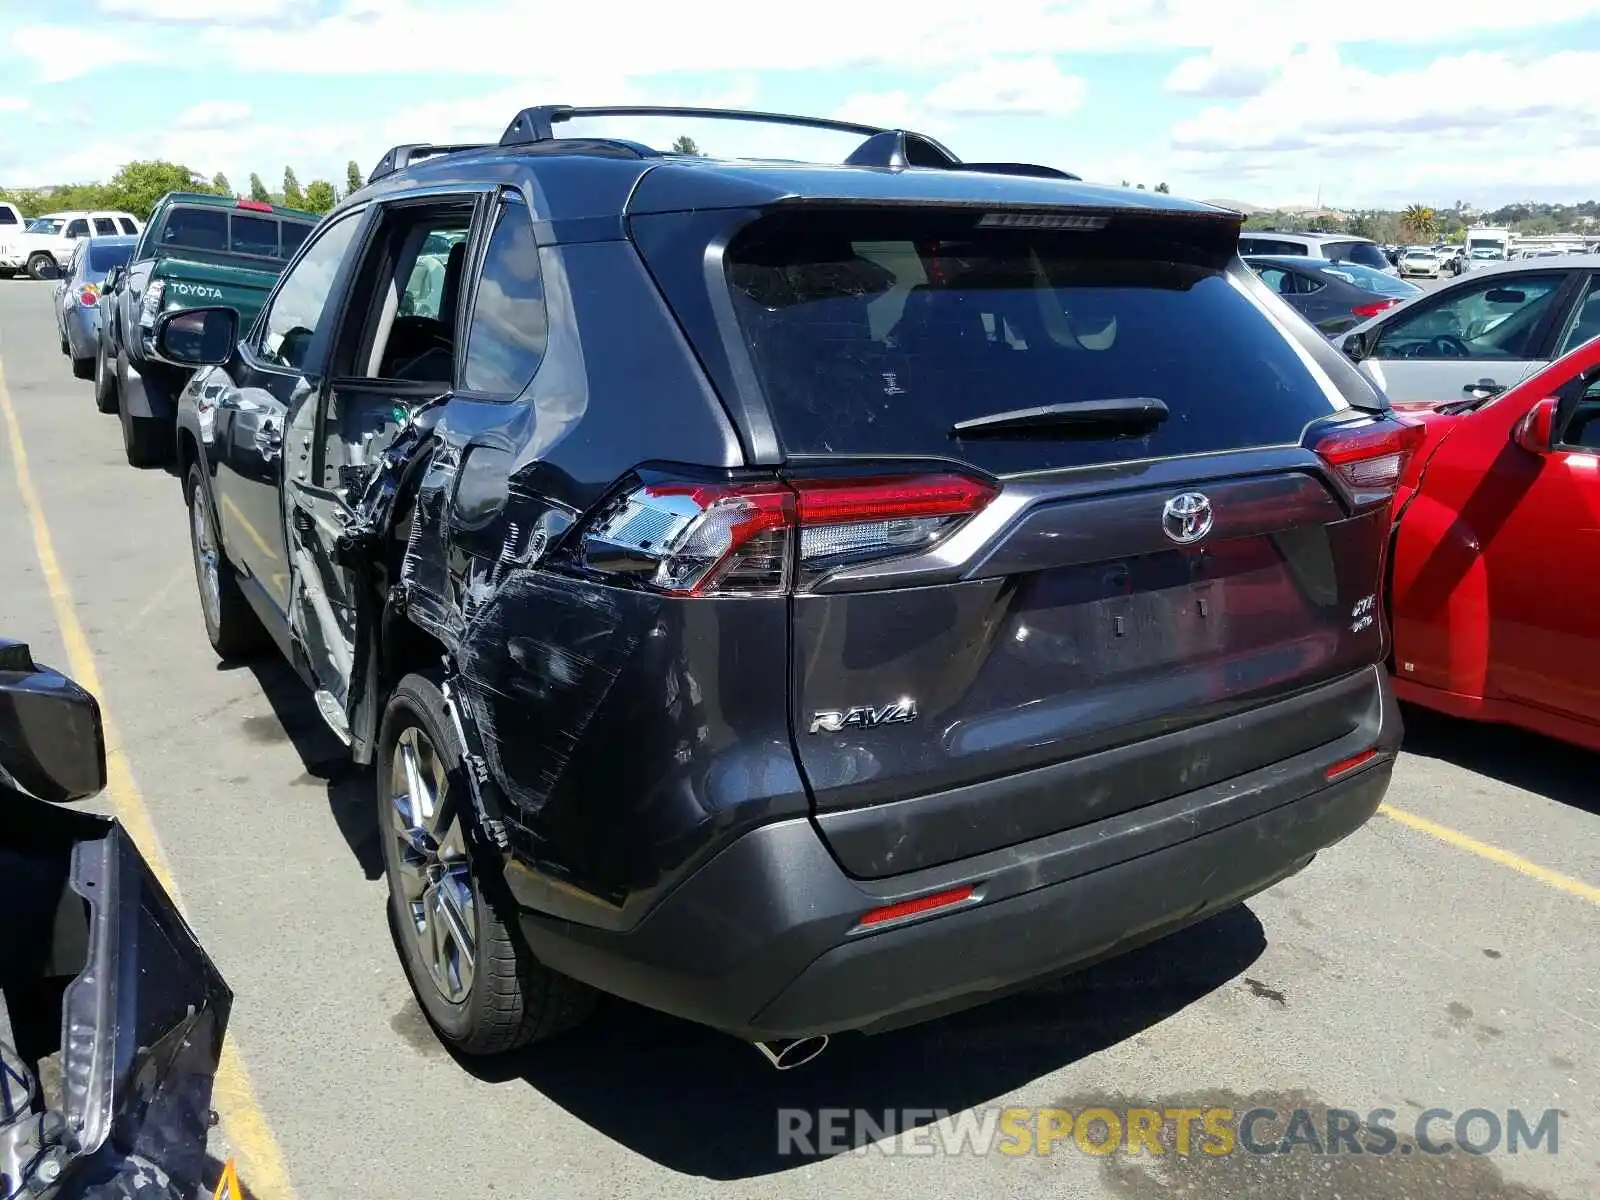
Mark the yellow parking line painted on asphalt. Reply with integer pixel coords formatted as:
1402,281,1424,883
0,362,298,1200
1380,803,1600,906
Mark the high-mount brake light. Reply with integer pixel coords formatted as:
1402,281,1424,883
577,472,998,597
1311,417,1426,503
236,198,274,213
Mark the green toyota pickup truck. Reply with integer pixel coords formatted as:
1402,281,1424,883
98,192,318,467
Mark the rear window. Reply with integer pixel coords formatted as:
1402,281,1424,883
1325,240,1392,270
726,214,1343,473
1314,262,1415,297
159,206,314,260
88,242,132,273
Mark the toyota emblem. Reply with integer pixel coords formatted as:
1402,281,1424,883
1161,492,1213,544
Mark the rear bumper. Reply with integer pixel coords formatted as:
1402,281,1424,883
519,666,1400,1040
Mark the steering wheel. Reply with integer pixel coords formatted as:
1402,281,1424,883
1424,334,1471,358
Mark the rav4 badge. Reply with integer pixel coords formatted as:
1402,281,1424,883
809,699,919,735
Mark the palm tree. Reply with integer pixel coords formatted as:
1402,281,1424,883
1403,204,1437,241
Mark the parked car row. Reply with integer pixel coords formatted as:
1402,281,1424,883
0,205,143,279
46,191,318,465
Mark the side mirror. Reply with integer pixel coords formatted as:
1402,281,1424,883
103,265,122,291
0,640,106,804
154,306,237,367
1342,330,1372,362
1513,396,1559,455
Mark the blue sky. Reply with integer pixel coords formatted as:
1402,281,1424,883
3,0,1599,209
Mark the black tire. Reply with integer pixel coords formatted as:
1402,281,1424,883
93,339,116,413
185,465,267,659
59,333,69,356
378,672,595,1056
26,253,54,281
117,373,170,468
71,353,94,380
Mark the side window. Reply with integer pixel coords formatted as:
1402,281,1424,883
461,196,548,397
93,217,116,236
65,218,90,238
1373,274,1565,362
69,242,85,275
257,210,363,372
396,232,467,320
119,217,139,235
1555,277,1600,356
1556,368,1600,451
0,207,18,226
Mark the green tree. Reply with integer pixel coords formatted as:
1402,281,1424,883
248,172,270,202
303,179,337,214
1402,204,1437,241
1154,181,1170,193
670,135,702,155
345,160,364,195
211,171,231,195
282,166,304,210
103,160,208,219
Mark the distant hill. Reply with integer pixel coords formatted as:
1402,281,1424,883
1203,198,1261,215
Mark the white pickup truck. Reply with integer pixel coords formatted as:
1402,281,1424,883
0,209,143,279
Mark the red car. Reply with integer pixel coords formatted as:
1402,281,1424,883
1388,330,1600,749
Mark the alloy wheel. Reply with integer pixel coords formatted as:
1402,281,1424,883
389,725,477,1004
190,489,222,630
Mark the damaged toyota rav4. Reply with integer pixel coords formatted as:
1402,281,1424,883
163,105,1409,1068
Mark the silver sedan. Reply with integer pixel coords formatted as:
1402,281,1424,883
53,235,136,380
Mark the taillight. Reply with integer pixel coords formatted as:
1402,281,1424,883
1311,416,1427,504
575,471,997,597
78,284,98,307
1351,298,1400,319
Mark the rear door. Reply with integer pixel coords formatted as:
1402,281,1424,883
710,210,1400,875
1359,268,1577,404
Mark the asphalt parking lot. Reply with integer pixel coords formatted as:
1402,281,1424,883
1,277,1595,1200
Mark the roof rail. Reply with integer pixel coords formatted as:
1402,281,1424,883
367,143,492,185
500,104,889,146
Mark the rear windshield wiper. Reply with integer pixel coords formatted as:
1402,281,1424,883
951,397,1169,438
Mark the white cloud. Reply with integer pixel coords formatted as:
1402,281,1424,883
95,0,309,21
175,101,254,129
0,96,30,113
925,57,1086,117
189,0,1600,77
1164,49,1282,99
7,24,153,83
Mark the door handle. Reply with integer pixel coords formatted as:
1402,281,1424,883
1462,379,1505,397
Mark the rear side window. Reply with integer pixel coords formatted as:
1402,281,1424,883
461,197,548,397
725,214,1343,473
1240,236,1305,256
0,207,16,226
119,217,138,234
1325,241,1391,270
231,214,280,256
282,222,312,256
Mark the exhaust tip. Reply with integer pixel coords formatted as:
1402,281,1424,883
753,1035,830,1070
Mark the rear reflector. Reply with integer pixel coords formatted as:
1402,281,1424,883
576,471,997,597
1311,417,1427,503
1325,748,1380,780
857,884,976,928
1351,298,1402,319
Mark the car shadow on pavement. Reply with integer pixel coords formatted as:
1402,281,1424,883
1398,703,1599,817
466,903,1266,1179
235,656,384,879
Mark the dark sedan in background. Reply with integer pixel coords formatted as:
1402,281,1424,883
53,234,136,380
1245,254,1421,337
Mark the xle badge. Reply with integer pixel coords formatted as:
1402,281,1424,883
810,699,919,734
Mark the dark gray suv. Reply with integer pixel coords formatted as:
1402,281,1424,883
160,105,1409,1070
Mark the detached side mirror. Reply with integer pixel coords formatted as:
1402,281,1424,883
0,640,106,803
154,306,237,367
1513,396,1559,455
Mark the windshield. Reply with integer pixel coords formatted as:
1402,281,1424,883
1316,262,1418,297
1467,240,1505,255
725,213,1345,474
87,242,133,273
26,218,62,235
